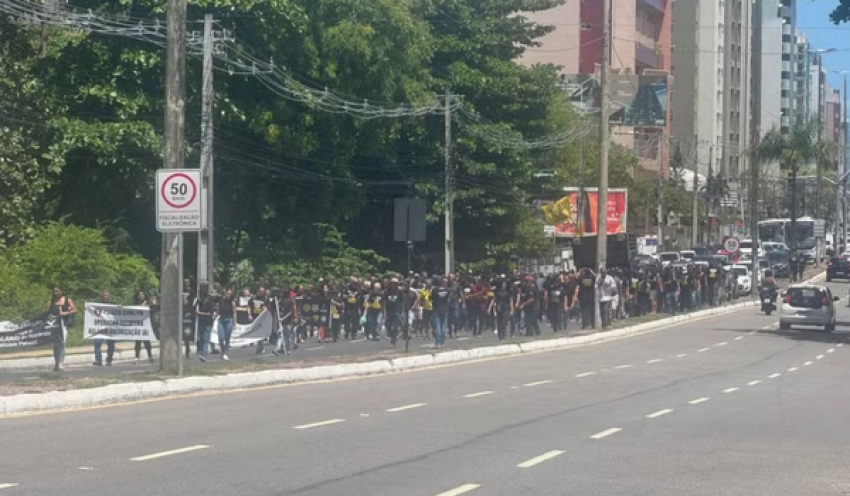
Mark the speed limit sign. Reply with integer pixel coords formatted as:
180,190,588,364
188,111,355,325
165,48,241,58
723,237,740,253
156,169,203,233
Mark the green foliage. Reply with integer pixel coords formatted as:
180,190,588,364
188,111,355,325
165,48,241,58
0,222,159,319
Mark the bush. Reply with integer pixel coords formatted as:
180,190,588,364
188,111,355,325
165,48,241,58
0,222,159,320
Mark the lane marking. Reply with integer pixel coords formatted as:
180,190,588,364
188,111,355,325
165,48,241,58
688,397,710,405
804,361,813,366
524,380,554,387
762,325,773,330
747,380,762,386
816,355,825,360
306,346,325,351
131,445,210,461
457,337,471,342
768,373,781,379
716,342,728,347
575,372,596,378
293,419,346,430
646,409,674,419
0,484,19,489
510,386,519,389
435,484,481,496
675,353,688,358
839,343,845,347
722,387,739,393
351,338,367,343
646,359,663,364
787,367,799,372
386,403,426,413
590,428,622,439
734,336,744,341
614,364,633,369
827,348,835,353
517,450,565,468
464,391,494,398
360,414,370,417
698,348,710,352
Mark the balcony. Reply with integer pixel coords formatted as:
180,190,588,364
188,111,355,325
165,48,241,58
635,41,662,69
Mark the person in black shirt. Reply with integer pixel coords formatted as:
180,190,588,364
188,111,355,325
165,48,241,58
545,276,565,333
364,283,383,341
576,268,596,329
342,280,362,339
218,288,237,361
446,274,462,338
401,281,419,345
384,278,404,347
489,279,513,340
662,269,680,315
195,283,215,362
521,277,540,336
182,292,195,360
706,264,720,306
430,278,450,348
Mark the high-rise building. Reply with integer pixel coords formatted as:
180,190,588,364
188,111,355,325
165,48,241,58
757,0,794,136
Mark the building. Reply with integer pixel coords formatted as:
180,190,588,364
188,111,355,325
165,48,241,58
756,0,794,136
825,88,843,160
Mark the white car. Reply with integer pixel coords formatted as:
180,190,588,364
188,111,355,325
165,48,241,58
732,264,752,295
658,252,680,267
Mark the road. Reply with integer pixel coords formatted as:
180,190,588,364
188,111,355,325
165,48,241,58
1,280,849,495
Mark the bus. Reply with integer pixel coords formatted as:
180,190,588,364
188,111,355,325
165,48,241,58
757,217,825,263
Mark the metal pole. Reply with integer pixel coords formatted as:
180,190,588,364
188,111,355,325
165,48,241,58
198,14,215,293
444,89,453,275
593,0,611,331
706,145,714,243
657,136,664,249
749,0,762,296
815,56,823,234
161,0,187,374
844,73,849,250
691,137,699,247
805,50,811,123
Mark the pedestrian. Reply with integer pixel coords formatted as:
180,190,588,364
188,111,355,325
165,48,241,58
401,280,420,345
274,287,297,356
383,278,404,347
545,276,564,332
343,278,362,340
217,288,236,361
195,283,215,362
48,286,76,372
182,291,196,359
364,282,383,341
597,268,617,329
236,288,253,326
662,269,680,315
92,290,116,366
430,277,450,348
133,290,154,364
446,273,462,338
575,268,596,329
490,278,513,341
520,276,540,336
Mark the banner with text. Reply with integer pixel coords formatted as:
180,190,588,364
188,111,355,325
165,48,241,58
210,309,274,347
0,313,62,348
83,303,155,341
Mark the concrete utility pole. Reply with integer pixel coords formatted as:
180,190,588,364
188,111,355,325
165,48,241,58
750,0,762,297
691,138,699,247
596,0,611,270
706,145,713,243
198,13,215,296
161,0,187,374
657,136,664,250
844,72,848,248
444,89,454,275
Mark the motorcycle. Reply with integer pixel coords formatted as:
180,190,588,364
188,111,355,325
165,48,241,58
760,287,777,316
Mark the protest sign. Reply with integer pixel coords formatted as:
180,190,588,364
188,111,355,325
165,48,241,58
83,303,155,341
0,313,62,348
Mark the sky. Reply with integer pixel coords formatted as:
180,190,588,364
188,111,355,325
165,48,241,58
796,0,850,89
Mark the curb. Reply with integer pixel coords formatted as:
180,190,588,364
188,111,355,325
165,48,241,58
0,272,826,416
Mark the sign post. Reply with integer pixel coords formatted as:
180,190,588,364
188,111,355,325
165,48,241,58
156,169,203,374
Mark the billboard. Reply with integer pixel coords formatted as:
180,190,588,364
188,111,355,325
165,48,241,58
609,74,668,127
535,188,628,238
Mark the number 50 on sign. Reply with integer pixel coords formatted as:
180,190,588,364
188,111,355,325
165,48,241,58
156,169,203,233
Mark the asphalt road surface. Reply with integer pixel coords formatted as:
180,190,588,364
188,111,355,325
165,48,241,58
2,280,850,495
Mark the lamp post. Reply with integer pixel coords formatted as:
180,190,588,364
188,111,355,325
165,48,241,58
804,48,835,225
835,70,849,252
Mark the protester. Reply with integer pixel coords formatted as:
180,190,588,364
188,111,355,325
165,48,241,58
92,290,116,366
133,290,154,364
430,277,450,348
182,292,195,359
48,286,76,372
236,288,253,326
490,278,513,341
274,287,297,356
597,268,617,329
364,282,383,341
195,283,215,362
520,276,540,336
575,268,596,329
383,278,404,347
217,288,237,361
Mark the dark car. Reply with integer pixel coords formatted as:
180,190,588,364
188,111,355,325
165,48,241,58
766,251,790,278
826,257,850,282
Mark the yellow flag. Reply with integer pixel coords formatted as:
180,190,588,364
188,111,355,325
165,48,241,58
542,196,574,224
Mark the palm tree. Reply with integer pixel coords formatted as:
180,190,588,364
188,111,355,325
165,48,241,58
755,120,838,254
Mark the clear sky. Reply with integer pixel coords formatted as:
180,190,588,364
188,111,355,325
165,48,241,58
796,0,850,89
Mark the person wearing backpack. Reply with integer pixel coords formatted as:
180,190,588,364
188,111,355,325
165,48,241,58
48,286,76,372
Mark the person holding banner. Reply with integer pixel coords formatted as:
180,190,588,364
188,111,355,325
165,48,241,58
273,287,297,356
133,291,154,364
48,286,76,372
92,291,116,366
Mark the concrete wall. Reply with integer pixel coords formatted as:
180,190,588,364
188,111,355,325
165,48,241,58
517,1,581,75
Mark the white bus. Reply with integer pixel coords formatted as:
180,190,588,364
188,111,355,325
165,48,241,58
757,217,825,263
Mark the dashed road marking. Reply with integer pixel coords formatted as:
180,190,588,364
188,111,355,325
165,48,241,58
827,348,835,353
646,409,674,419
646,359,663,364
839,343,845,347
675,353,688,358
816,355,825,360
131,445,210,461
734,336,744,341
689,397,710,405
614,364,633,369
386,403,426,413
435,484,481,496
517,450,565,468
762,325,773,330
788,367,799,372
722,387,740,394
293,419,346,430
575,372,596,378
716,342,728,347
590,428,622,439
698,348,710,352
0,484,19,490
457,337,471,342
768,373,781,379
524,380,554,387
306,346,325,351
464,391,494,398
360,414,371,417
804,361,813,366
747,380,762,386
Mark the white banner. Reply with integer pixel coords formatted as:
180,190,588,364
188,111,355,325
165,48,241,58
83,303,155,341
210,309,274,347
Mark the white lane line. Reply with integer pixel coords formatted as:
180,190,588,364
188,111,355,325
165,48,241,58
464,391,494,398
762,325,773,330
804,361,813,366
575,372,596,378
827,348,835,353
816,355,825,360
768,373,782,379
351,338,366,343
386,403,427,413
747,380,762,386
689,397,710,405
716,342,728,347
646,409,674,419
524,380,554,387
590,428,622,439
839,343,845,347
435,484,481,496
517,450,565,468
646,359,663,364
734,336,744,341
698,348,710,352
457,337,471,342
510,386,519,389
787,367,799,372
306,346,325,351
293,419,346,430
614,364,633,369
722,387,740,394
131,445,210,461
0,484,19,489
675,353,688,358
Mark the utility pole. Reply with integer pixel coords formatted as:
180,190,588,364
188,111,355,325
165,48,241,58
160,0,187,374
657,136,664,250
444,89,454,275
593,0,611,331
749,0,762,297
691,138,699,247
844,72,848,249
198,13,215,295
706,145,714,243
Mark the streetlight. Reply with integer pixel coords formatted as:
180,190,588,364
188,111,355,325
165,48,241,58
802,47,835,229
834,69,849,251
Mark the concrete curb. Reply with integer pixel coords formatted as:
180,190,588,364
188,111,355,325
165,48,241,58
0,272,827,416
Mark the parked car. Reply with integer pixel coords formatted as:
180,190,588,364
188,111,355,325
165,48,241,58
826,257,850,282
779,284,839,331
679,250,696,261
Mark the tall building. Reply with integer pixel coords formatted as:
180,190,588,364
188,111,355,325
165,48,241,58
757,0,794,136
794,35,828,127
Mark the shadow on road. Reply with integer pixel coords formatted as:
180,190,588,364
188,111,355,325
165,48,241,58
757,329,850,345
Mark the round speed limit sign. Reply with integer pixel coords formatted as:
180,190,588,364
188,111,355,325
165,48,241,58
156,169,202,232
724,237,740,253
